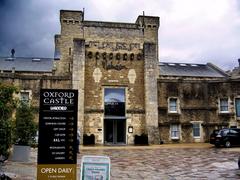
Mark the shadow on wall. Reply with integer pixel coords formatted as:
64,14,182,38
134,134,148,145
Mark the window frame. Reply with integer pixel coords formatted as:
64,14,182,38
235,98,240,118
19,90,32,105
168,97,179,114
170,124,180,139
104,87,126,117
192,123,201,138
219,98,229,113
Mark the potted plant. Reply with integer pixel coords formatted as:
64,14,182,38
11,102,37,162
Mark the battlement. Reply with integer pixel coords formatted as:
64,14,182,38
57,10,160,75
136,15,160,29
60,10,160,29
60,10,84,24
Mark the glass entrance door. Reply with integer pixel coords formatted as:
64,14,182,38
104,119,126,144
104,88,126,145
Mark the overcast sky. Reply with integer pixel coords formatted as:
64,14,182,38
0,0,240,70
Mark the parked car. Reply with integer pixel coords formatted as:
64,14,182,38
210,129,220,145
215,128,240,148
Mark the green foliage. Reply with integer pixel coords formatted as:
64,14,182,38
0,83,17,118
14,102,37,146
0,82,17,157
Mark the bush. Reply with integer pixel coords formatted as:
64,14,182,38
0,83,17,157
0,120,12,157
13,103,37,146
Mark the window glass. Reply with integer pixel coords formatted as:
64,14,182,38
169,98,177,112
171,124,179,139
220,98,228,112
20,92,30,104
236,98,240,117
193,123,200,137
230,129,238,134
104,88,125,116
221,129,229,136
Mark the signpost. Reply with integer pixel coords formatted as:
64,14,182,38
81,156,111,180
37,89,78,180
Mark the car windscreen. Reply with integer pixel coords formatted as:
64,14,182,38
220,129,229,136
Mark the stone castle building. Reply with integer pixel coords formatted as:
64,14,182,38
0,10,240,145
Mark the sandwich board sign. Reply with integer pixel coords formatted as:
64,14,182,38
81,155,111,180
37,89,78,180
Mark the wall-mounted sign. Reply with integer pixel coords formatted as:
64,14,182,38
102,60,127,71
37,89,78,180
80,156,111,180
87,41,141,51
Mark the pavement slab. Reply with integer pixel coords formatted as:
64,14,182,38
1,144,240,179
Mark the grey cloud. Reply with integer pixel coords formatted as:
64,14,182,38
0,0,58,57
0,0,92,57
0,0,239,71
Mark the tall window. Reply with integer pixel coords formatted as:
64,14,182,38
236,98,240,117
20,91,30,104
170,124,180,139
219,98,229,112
192,123,200,138
169,98,178,113
104,88,125,116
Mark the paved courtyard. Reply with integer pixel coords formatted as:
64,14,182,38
1,143,240,179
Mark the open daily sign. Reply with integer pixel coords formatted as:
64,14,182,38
37,89,78,180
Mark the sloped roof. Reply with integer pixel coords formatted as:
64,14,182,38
0,57,53,72
159,62,228,78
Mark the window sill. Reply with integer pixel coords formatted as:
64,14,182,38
171,137,179,140
218,112,234,117
169,111,178,113
193,136,200,139
219,111,230,114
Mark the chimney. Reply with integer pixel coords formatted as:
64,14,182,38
238,58,240,67
11,49,15,58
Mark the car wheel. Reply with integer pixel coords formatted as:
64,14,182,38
225,141,231,148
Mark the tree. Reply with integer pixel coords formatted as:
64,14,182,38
0,82,17,157
14,102,37,146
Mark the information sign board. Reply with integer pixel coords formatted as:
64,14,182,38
80,155,111,180
37,89,78,180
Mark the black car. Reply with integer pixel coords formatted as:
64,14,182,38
215,128,240,148
210,129,220,145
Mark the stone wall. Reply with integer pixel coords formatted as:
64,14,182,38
72,39,85,142
83,40,146,144
158,78,240,143
0,73,71,120
1,10,240,146
56,10,160,145
144,43,159,144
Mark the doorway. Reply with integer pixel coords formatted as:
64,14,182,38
104,88,126,145
104,119,126,144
